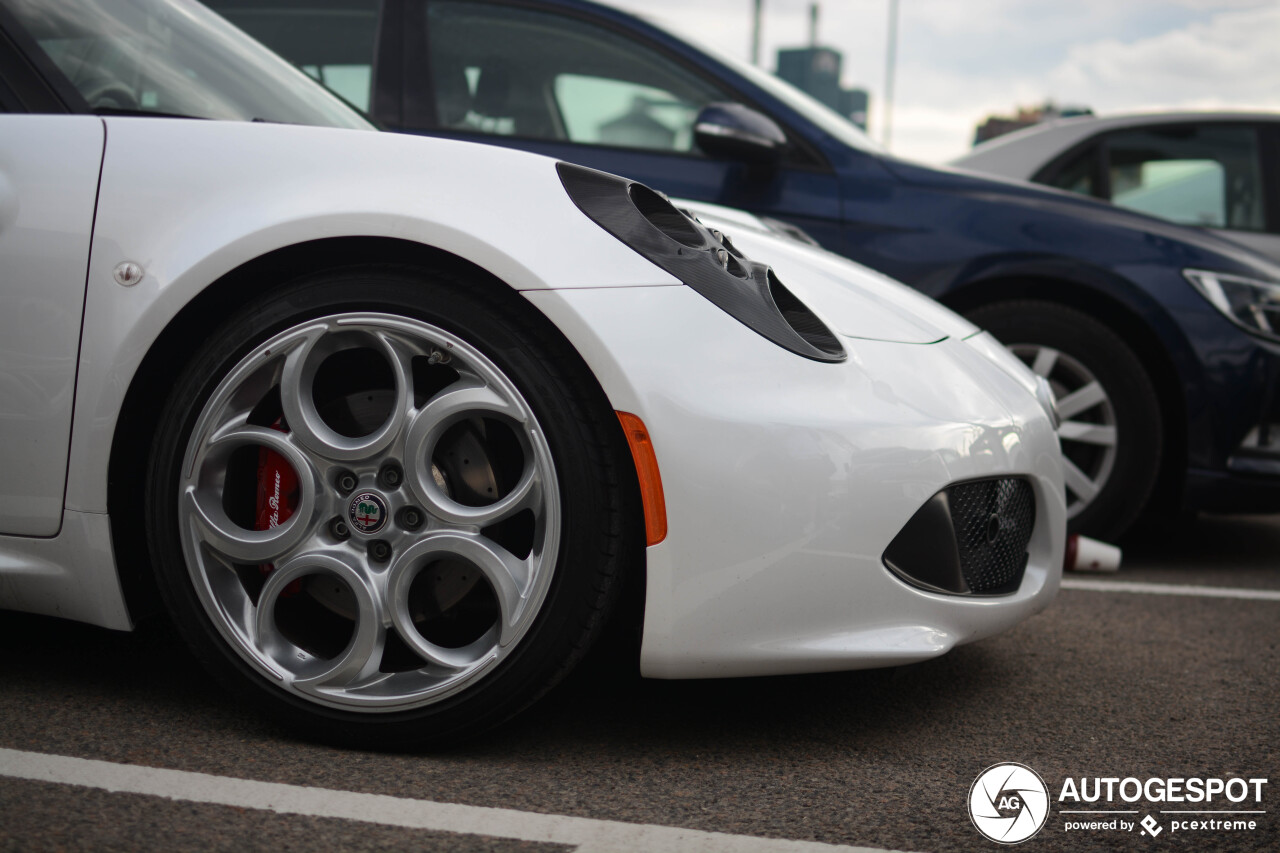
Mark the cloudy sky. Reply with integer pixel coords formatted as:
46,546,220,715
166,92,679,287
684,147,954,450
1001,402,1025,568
605,0,1280,164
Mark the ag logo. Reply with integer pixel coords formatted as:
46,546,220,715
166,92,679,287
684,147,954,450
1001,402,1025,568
348,492,388,534
969,762,1050,844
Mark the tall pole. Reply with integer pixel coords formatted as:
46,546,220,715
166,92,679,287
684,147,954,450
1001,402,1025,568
751,0,763,66
882,0,899,149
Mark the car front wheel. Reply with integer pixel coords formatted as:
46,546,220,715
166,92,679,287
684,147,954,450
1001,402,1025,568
145,266,635,747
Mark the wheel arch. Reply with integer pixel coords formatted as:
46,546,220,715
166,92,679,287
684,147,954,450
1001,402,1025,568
108,236,646,631
940,275,1191,517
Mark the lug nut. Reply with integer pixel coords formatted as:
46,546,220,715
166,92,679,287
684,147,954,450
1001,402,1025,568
379,463,403,489
398,506,424,531
335,470,358,494
330,518,350,540
369,540,392,562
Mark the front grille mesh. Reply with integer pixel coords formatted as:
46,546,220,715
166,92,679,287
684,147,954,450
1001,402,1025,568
947,478,1035,593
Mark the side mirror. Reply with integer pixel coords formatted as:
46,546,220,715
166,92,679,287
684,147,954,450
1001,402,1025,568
693,103,787,163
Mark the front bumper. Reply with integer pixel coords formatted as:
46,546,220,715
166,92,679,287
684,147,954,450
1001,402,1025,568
1154,267,1280,512
1178,329,1280,512
526,283,1065,679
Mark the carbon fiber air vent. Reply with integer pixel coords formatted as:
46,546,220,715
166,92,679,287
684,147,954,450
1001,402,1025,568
557,162,845,362
882,477,1036,596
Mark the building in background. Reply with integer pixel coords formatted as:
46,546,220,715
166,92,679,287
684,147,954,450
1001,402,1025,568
973,101,1093,145
774,4,869,130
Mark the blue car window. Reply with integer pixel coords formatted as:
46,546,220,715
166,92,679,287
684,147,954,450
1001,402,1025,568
426,1,728,154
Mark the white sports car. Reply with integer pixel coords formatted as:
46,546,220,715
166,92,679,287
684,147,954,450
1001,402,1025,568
0,0,1065,746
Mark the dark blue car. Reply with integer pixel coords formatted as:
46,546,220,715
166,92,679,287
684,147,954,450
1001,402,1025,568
209,0,1280,541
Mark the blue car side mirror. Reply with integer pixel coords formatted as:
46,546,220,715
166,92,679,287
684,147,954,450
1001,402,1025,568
693,102,787,163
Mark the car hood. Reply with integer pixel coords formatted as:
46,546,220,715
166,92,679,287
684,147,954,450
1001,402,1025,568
882,156,1280,280
676,199,979,345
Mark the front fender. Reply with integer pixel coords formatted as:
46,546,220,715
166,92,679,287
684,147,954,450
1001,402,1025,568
65,119,676,513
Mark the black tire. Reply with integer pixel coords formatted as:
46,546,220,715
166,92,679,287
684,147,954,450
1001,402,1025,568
965,300,1162,542
144,265,639,748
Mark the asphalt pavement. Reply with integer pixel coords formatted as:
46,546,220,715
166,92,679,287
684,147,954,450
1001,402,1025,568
1,513,1277,852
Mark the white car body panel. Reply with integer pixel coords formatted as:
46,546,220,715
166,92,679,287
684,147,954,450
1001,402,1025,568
0,117,1065,678
527,286,1063,676
0,511,130,630
0,116,104,536
66,118,678,518
952,116,1104,182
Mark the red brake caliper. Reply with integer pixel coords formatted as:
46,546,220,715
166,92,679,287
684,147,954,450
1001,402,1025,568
255,417,302,596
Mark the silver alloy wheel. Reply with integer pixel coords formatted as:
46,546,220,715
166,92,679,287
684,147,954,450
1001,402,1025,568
1009,343,1118,519
177,313,559,711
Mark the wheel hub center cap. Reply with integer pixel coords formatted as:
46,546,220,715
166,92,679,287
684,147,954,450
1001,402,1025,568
348,492,389,535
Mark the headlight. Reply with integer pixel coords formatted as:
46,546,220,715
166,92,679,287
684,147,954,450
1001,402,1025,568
557,162,845,362
1184,269,1280,341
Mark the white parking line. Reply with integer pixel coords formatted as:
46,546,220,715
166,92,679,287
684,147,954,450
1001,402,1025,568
1061,579,1280,601
0,748,905,853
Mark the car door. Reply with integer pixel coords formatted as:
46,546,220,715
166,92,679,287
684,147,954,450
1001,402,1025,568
1037,120,1280,263
0,114,104,536
397,0,844,247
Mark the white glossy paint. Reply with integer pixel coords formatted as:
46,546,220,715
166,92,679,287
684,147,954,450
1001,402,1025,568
0,116,104,536
0,511,131,630
526,285,1064,677
0,117,1064,678
66,118,677,517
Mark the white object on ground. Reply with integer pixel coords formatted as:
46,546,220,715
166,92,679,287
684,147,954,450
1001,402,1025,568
1066,534,1122,572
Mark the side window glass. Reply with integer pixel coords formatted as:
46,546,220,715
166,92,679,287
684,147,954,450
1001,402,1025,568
1104,125,1264,231
1043,145,1098,197
205,0,380,112
427,1,728,154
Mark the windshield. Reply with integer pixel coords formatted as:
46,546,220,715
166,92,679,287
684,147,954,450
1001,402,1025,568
5,0,372,128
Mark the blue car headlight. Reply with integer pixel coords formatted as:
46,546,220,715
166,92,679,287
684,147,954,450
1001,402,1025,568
557,162,845,362
1184,269,1280,342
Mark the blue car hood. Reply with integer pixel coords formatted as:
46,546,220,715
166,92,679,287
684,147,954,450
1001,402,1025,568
882,156,1280,280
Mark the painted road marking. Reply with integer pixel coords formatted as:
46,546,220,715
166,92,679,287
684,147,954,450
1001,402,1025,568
1062,579,1280,601
0,748,905,853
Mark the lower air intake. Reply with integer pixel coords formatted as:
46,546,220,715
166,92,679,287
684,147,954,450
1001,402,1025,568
882,477,1035,596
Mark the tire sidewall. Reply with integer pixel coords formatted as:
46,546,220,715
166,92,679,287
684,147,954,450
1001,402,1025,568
145,267,628,746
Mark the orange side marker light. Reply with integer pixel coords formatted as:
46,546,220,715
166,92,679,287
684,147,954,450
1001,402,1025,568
616,411,668,546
